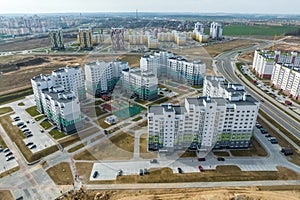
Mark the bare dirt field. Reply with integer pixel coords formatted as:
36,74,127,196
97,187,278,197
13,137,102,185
61,185,300,200
0,55,86,95
139,133,157,159
46,162,74,185
0,190,14,200
0,37,75,52
74,132,134,160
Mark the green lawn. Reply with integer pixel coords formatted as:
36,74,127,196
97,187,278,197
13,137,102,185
25,106,40,117
35,115,44,121
132,116,143,122
18,102,25,106
223,24,299,36
67,143,86,153
49,129,66,140
149,97,169,106
40,121,53,130
0,88,33,105
0,107,13,115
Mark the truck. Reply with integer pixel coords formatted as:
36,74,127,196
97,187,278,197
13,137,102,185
281,147,293,156
285,100,292,106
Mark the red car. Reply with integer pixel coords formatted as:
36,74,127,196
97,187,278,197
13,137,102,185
198,165,204,172
198,157,206,161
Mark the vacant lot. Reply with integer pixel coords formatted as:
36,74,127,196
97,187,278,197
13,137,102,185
140,133,157,159
117,53,142,68
0,55,86,95
62,186,300,200
0,88,33,105
25,106,40,117
74,132,134,160
0,36,75,52
223,24,299,36
46,162,73,185
0,190,14,200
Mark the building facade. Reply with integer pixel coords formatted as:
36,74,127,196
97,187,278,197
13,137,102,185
78,27,93,50
121,68,158,100
210,22,222,40
85,60,129,95
40,87,82,133
49,28,64,50
31,66,86,114
167,57,206,86
252,50,300,79
148,76,259,154
271,63,300,100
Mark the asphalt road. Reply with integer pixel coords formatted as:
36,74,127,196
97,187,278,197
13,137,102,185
215,43,300,142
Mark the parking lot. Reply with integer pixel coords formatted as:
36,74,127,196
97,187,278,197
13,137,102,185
0,148,18,175
10,111,56,154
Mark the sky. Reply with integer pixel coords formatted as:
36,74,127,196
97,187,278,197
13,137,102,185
1,0,300,15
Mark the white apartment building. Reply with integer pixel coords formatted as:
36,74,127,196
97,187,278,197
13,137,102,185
121,68,158,100
210,22,222,40
140,51,174,77
148,96,259,152
271,63,300,100
40,86,82,133
31,66,86,113
252,50,300,79
203,76,246,101
85,60,129,95
167,57,206,86
193,22,204,34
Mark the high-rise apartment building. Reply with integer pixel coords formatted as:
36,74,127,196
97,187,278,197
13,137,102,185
49,28,64,50
148,76,259,154
85,60,129,95
271,63,300,100
210,22,223,40
31,66,86,114
78,27,93,50
167,57,206,86
121,68,158,100
31,66,85,133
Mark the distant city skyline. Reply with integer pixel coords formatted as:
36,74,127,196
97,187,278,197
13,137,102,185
1,0,300,15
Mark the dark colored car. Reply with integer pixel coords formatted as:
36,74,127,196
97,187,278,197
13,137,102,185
26,134,33,138
26,142,34,147
30,144,37,149
5,152,13,157
265,134,272,138
178,167,183,173
92,171,98,178
143,168,148,175
139,169,144,176
198,157,206,161
150,159,158,163
217,157,225,161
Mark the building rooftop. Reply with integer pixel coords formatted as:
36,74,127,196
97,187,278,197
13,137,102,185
149,105,186,115
43,87,76,103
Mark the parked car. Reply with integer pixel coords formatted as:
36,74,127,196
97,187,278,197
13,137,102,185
26,134,33,138
22,128,29,132
40,129,44,133
5,152,13,157
117,169,123,176
139,169,144,176
198,157,206,161
17,122,24,126
26,142,34,147
178,167,183,173
0,148,2,152
20,125,27,129
150,159,158,163
143,168,148,175
265,134,272,138
281,148,293,156
30,144,37,149
3,148,10,153
92,171,98,178
198,165,204,172
217,157,225,161
6,155,14,161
